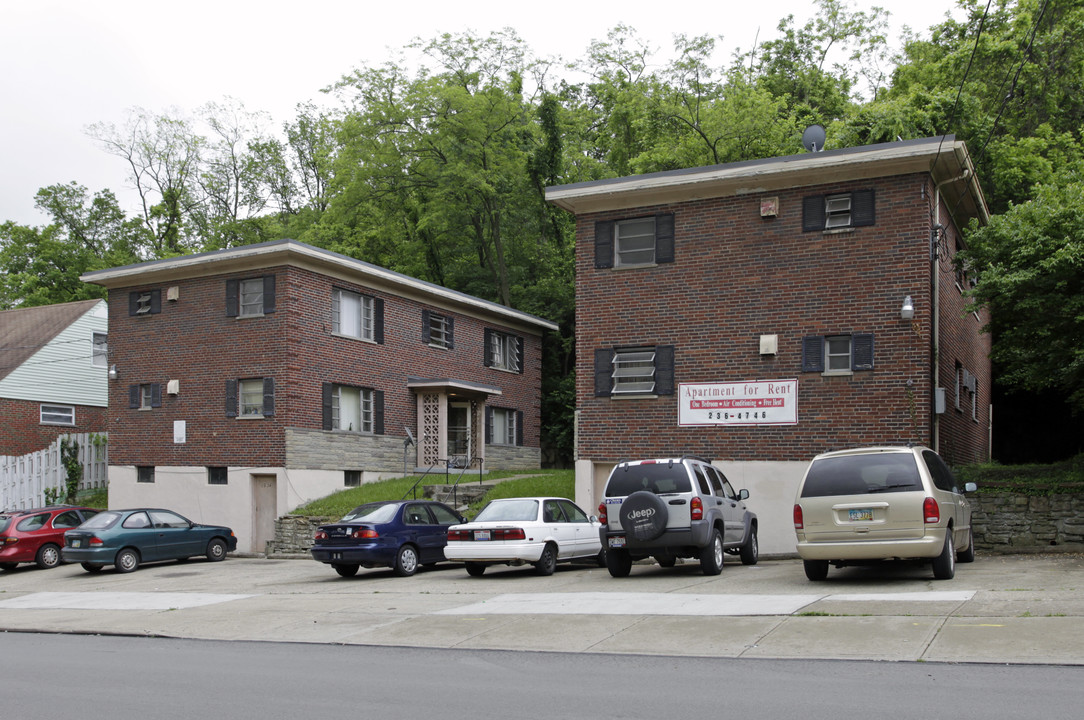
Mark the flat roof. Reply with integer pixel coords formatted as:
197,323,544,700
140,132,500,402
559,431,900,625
81,239,558,333
545,135,989,226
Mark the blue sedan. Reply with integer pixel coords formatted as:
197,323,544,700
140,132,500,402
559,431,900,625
310,500,466,577
63,508,237,573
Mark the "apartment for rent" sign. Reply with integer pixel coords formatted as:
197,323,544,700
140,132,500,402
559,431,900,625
678,379,798,426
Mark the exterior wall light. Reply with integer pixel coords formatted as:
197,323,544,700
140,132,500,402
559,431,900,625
901,296,915,320
108,364,118,380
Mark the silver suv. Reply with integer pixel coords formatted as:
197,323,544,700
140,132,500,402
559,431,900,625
793,445,977,581
598,456,758,577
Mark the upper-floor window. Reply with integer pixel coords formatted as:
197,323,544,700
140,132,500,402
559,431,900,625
225,378,275,418
803,189,875,231
128,289,161,316
594,345,676,397
91,333,108,366
485,329,522,373
422,310,453,349
802,334,875,374
226,275,276,318
322,383,384,434
594,213,675,269
40,404,75,426
332,289,383,342
128,383,162,410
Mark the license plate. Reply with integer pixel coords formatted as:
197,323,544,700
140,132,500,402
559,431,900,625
71,539,81,548
848,508,874,522
474,530,491,541
608,536,626,548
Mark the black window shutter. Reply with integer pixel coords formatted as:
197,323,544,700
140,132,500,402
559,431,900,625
851,189,876,227
445,316,454,349
655,345,675,395
321,383,333,430
421,310,431,343
485,406,494,444
373,297,384,344
149,289,162,314
262,378,275,416
262,275,276,313
128,385,140,409
128,292,139,316
594,348,614,396
595,220,614,269
802,195,825,232
225,380,237,417
372,390,384,434
802,336,825,372
516,410,524,446
150,383,162,408
515,335,524,373
655,213,675,264
483,329,494,367
852,333,875,371
225,280,240,317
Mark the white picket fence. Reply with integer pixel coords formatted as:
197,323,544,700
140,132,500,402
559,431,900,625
0,433,108,510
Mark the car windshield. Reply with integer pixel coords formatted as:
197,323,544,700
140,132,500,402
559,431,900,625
341,503,398,524
605,463,693,497
79,511,122,530
474,499,539,523
801,453,923,497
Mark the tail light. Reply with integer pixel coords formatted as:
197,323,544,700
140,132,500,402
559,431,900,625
89,537,104,546
598,503,608,525
493,528,526,541
448,529,470,541
352,528,378,539
691,496,703,521
314,530,328,541
923,497,940,524
793,504,804,530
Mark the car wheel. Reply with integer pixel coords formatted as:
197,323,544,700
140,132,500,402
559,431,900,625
0,562,17,571
957,526,976,563
932,531,956,580
803,560,829,581
618,491,669,542
205,538,228,562
114,548,140,574
394,545,420,577
465,562,486,577
606,548,632,578
699,528,724,576
534,543,557,576
35,543,62,569
739,526,759,566
334,564,360,578
655,555,676,568
81,562,103,573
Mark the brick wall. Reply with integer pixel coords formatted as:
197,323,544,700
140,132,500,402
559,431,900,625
576,174,990,464
0,397,107,456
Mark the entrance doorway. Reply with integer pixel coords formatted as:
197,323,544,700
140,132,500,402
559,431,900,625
251,474,277,554
448,402,471,466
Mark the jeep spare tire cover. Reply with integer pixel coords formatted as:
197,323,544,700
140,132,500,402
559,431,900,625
619,491,668,541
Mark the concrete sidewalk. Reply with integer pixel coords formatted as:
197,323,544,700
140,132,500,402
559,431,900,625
2,552,1083,665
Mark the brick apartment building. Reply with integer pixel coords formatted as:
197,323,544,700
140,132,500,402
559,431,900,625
0,299,108,456
546,135,992,554
81,240,557,552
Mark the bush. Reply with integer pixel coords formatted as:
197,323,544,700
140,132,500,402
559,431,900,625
957,454,1084,496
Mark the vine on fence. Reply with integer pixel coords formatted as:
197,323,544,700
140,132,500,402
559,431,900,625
59,437,82,504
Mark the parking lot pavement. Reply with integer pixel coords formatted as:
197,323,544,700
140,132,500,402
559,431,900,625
3,552,1084,664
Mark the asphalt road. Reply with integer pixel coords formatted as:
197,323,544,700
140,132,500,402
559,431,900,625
3,632,1083,720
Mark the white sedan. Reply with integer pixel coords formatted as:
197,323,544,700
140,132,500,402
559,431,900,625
445,497,605,576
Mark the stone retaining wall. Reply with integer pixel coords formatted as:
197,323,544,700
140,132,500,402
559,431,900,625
972,492,1084,550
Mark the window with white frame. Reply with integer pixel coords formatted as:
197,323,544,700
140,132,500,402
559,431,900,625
92,332,108,366
824,194,852,228
40,404,75,425
803,190,875,231
128,383,161,410
825,336,852,373
239,278,265,317
612,348,658,394
486,330,521,372
801,334,875,373
489,407,517,445
239,379,266,417
333,289,374,340
330,385,373,433
594,345,675,397
615,217,657,266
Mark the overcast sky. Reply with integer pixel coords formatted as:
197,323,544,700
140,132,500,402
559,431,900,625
1,0,955,228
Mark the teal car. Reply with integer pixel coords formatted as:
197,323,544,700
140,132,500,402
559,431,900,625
63,508,237,573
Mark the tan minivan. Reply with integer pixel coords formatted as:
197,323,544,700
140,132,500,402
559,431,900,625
793,446,977,581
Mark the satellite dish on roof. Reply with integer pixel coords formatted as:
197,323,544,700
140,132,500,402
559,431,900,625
802,124,826,153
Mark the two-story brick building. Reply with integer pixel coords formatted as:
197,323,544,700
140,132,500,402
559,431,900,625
81,240,557,552
546,135,991,555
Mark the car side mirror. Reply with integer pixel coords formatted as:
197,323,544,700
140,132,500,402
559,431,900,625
589,515,599,523
964,482,977,493
739,489,750,500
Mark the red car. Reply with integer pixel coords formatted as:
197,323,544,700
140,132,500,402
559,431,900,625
0,505,101,570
